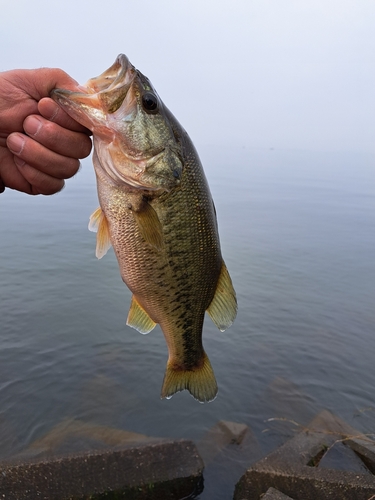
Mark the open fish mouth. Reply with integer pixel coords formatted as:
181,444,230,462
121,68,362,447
52,54,183,193
84,54,136,94
51,54,136,123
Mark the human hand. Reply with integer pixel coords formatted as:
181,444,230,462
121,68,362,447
0,68,92,195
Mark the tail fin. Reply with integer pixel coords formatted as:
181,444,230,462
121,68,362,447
161,352,218,403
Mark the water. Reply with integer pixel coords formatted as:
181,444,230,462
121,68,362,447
0,147,374,498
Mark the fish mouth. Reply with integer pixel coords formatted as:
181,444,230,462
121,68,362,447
85,54,134,93
52,54,183,193
51,54,137,130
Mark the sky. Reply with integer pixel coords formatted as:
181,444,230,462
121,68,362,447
1,0,374,153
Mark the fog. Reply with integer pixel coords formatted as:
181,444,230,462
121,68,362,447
2,0,374,153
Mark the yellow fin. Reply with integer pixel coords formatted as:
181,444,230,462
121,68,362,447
126,295,157,334
132,202,164,251
88,207,102,233
207,262,237,331
161,352,218,403
88,207,112,259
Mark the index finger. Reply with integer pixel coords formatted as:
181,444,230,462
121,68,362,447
38,97,91,135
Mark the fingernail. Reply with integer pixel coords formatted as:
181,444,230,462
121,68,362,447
24,116,42,136
7,134,25,155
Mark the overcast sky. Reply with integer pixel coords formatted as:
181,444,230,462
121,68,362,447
2,0,374,153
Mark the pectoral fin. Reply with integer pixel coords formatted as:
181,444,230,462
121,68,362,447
207,262,237,331
88,207,112,259
127,295,157,334
132,201,164,251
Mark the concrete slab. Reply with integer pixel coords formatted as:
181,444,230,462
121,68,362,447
262,487,295,499
14,418,159,461
0,439,203,500
234,410,375,500
197,420,250,465
199,422,263,500
318,440,372,474
347,436,375,474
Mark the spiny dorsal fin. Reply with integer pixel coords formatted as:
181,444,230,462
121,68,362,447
207,262,237,331
127,295,157,334
132,202,164,251
88,207,112,259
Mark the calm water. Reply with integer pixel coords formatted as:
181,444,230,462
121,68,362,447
0,147,374,498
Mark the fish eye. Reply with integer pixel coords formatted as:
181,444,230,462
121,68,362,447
142,92,158,113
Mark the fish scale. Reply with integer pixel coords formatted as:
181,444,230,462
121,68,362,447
52,54,237,402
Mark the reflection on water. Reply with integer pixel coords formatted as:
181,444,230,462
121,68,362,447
0,147,374,498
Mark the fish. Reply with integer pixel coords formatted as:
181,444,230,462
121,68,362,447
51,54,237,403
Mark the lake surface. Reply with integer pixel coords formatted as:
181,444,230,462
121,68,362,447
0,146,374,498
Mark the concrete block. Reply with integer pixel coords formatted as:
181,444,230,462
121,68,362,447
0,439,203,500
199,422,262,499
14,418,160,461
347,436,375,474
197,420,249,465
261,487,295,499
318,441,372,474
234,410,375,500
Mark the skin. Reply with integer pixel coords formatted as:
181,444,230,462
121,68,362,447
0,68,92,195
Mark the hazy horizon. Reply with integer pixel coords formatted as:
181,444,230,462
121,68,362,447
2,0,374,155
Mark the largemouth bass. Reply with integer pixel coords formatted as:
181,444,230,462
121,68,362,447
52,54,237,402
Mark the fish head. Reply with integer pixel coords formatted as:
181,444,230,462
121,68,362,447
51,54,183,192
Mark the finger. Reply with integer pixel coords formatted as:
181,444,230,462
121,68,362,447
38,97,91,135
13,157,65,195
23,115,92,159
0,146,32,194
7,132,81,180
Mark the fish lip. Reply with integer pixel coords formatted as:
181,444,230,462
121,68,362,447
51,87,90,105
50,54,133,106
50,54,136,127
86,54,133,93
50,87,109,131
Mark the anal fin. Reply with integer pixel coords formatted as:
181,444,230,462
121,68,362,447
207,262,237,331
127,295,157,334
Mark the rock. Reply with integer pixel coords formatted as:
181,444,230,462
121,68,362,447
261,487,295,499
0,439,204,500
234,410,375,500
197,420,249,465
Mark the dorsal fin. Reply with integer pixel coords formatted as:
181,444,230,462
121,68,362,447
127,295,157,334
88,207,112,259
207,262,237,331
